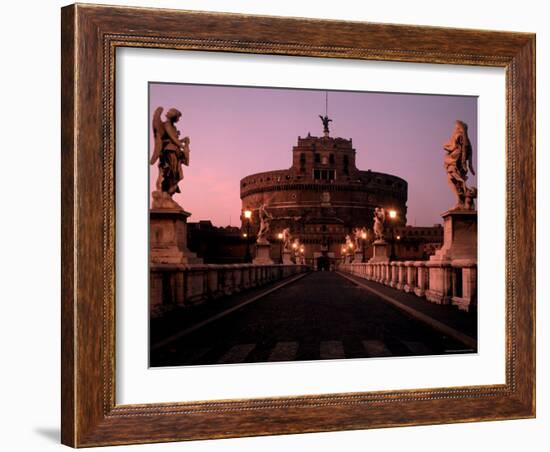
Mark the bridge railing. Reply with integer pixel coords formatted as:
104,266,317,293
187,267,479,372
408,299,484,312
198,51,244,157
150,263,309,318
338,260,476,312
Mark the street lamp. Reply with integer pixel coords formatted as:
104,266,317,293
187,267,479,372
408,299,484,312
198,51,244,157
347,242,354,263
387,209,398,260
243,209,252,262
277,232,284,263
292,241,299,263
361,229,367,262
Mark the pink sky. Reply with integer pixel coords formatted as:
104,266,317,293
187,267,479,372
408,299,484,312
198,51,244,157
149,83,477,227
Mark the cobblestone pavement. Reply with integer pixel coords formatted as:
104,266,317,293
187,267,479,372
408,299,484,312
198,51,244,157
150,271,475,367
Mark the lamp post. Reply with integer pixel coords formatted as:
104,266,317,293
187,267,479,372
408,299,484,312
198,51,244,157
243,209,252,262
387,209,398,260
277,232,284,263
299,245,305,265
361,229,367,262
341,245,347,264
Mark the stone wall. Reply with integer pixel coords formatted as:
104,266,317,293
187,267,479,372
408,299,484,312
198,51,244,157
150,263,308,318
240,172,407,231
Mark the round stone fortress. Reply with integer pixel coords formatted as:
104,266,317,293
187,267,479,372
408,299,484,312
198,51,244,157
240,124,407,263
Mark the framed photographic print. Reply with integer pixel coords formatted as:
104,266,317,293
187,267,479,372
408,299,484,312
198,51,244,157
61,3,535,447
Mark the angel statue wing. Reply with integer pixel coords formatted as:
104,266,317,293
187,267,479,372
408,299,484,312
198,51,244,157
150,107,164,165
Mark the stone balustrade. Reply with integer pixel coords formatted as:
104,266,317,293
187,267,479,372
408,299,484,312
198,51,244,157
338,259,476,312
150,263,308,318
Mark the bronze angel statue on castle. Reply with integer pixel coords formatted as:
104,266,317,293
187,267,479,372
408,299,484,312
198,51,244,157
150,107,191,208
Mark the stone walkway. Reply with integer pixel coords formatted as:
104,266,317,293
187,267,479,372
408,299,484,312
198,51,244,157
150,272,308,347
337,272,477,339
150,271,476,367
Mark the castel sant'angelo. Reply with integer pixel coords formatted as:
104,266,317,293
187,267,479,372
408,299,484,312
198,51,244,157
240,116,409,264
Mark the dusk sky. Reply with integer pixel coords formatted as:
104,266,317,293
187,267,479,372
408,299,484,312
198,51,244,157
149,83,477,227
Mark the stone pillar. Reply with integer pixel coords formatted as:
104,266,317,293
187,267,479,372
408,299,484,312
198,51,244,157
185,266,206,304
253,242,274,265
222,267,234,296
149,270,163,318
389,262,398,287
354,251,364,263
369,240,390,263
174,271,185,306
256,265,263,286
375,263,382,282
397,263,407,291
241,265,250,290
451,260,477,312
404,262,416,293
426,263,452,304
232,265,242,293
426,209,477,305
414,262,427,297
431,210,477,262
206,265,221,300
150,208,202,265
462,264,478,311
382,263,390,285
260,265,266,284
282,250,293,265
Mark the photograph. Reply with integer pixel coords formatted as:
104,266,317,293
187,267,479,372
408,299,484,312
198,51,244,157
148,83,478,367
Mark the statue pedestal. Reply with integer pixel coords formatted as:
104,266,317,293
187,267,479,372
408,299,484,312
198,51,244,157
354,251,364,263
282,250,293,265
253,242,274,265
426,209,477,305
369,240,390,263
150,207,202,265
430,210,477,262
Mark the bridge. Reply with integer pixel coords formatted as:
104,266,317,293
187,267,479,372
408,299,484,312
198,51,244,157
150,271,476,367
